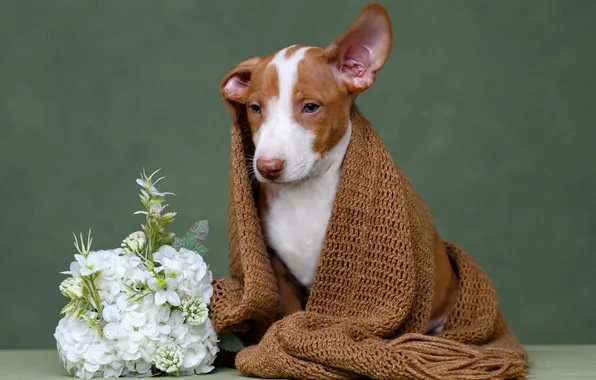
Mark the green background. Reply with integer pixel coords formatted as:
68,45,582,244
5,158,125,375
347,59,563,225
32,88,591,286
1,0,594,349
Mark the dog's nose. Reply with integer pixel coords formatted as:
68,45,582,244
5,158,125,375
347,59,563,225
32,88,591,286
256,158,285,180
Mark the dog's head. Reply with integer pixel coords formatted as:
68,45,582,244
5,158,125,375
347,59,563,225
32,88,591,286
220,3,392,184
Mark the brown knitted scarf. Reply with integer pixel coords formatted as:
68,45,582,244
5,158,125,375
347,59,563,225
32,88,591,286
210,106,529,380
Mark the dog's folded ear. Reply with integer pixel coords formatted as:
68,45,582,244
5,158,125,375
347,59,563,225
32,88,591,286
325,2,392,94
220,56,261,124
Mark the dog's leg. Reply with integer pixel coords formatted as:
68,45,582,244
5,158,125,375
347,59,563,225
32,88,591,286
270,252,306,317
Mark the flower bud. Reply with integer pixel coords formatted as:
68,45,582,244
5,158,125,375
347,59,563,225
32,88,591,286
121,231,147,254
59,277,84,300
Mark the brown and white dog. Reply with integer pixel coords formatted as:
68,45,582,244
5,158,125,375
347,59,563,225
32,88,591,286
220,2,458,335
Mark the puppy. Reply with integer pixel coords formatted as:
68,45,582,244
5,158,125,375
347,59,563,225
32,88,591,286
220,2,458,334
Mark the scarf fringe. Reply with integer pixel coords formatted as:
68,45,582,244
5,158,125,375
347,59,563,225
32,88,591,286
390,334,529,380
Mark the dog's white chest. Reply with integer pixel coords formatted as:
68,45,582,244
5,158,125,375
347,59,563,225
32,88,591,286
263,173,340,289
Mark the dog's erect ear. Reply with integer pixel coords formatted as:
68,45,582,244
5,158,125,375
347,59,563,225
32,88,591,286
220,56,261,123
325,3,392,93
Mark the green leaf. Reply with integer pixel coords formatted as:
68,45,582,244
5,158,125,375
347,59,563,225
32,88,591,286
76,305,87,319
127,289,151,303
163,212,177,221
60,301,76,315
217,332,244,352
177,221,209,255
193,221,209,243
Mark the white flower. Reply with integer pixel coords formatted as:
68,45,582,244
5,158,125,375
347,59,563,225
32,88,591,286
54,312,103,378
149,200,164,214
181,343,207,371
115,292,137,313
153,245,178,262
149,188,175,197
102,304,120,324
177,317,219,375
59,277,84,299
148,275,180,306
79,340,117,377
121,231,147,254
168,310,190,344
124,266,152,293
56,241,218,377
135,177,175,197
62,257,86,278
134,359,152,375
95,250,127,279
75,251,110,276
136,298,171,341
105,294,173,367
103,363,125,378
96,282,121,305
158,256,185,277
154,345,184,374
124,310,147,330
155,245,211,301
180,296,209,326
194,357,216,375
178,248,213,303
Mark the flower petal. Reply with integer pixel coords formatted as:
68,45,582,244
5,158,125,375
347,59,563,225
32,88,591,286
83,362,100,373
136,360,152,374
102,305,120,323
128,330,144,342
74,254,86,267
154,291,166,306
126,311,146,328
194,363,215,374
166,291,181,306
165,278,178,290
182,345,206,369
103,323,120,340
103,366,124,377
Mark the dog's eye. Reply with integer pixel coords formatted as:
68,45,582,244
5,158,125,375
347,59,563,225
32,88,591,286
302,103,320,114
249,104,261,114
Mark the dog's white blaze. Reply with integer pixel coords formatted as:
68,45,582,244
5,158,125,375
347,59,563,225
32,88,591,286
254,46,316,183
253,46,352,289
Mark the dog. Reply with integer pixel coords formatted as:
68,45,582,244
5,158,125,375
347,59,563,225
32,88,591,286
220,2,458,335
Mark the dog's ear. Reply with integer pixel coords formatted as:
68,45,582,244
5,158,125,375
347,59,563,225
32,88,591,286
324,3,392,94
220,56,261,124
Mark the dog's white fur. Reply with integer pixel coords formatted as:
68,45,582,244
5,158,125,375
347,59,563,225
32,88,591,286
254,47,352,288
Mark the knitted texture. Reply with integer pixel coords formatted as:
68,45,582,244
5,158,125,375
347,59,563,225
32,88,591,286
210,106,529,379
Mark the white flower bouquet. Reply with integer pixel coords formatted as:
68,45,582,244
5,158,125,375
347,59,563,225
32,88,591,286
54,169,226,378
